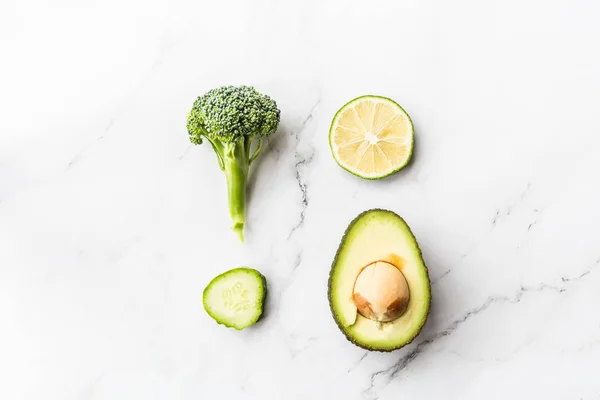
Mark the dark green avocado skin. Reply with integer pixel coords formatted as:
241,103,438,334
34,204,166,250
327,209,432,352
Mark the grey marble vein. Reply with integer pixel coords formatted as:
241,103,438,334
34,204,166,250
363,258,600,397
491,209,500,228
74,370,107,400
285,334,319,359
292,251,303,271
431,268,452,285
178,144,193,160
66,118,113,170
490,182,532,230
287,152,314,238
576,336,600,353
287,98,321,239
346,352,369,374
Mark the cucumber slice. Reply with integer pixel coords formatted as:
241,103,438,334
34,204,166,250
202,267,267,330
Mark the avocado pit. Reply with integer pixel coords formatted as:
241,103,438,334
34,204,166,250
352,261,410,322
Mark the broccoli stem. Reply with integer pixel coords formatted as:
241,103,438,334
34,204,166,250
223,139,250,242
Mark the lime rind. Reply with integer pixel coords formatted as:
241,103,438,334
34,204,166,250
328,95,414,180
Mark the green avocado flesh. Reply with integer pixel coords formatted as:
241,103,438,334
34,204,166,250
203,267,266,330
328,209,431,351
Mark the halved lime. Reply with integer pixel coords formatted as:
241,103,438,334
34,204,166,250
329,95,414,180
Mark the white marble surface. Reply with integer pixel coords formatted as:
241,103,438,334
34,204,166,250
2,0,600,398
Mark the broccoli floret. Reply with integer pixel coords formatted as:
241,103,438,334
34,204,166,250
186,85,281,241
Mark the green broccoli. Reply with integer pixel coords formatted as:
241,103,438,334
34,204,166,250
186,85,281,242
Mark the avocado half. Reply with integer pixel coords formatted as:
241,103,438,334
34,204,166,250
328,209,431,351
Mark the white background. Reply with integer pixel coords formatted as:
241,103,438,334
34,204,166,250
2,0,600,398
